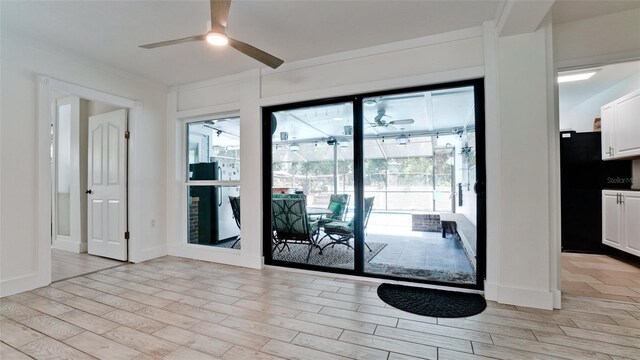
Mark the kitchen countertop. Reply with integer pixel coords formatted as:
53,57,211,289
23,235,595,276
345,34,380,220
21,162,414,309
603,188,640,192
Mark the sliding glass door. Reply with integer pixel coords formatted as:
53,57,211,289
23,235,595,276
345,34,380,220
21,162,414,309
268,101,355,270
263,79,485,289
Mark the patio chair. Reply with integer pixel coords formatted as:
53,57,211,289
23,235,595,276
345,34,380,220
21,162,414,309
326,193,350,221
272,194,321,263
228,196,241,248
319,196,375,252
313,193,351,224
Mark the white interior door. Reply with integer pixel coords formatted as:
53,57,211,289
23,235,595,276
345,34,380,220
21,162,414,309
87,109,127,260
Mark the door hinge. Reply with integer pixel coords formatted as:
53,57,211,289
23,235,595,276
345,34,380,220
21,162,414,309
124,231,130,240
124,130,130,139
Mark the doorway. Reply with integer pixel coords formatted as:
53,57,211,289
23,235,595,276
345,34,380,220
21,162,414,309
50,94,128,281
262,79,486,290
558,60,640,302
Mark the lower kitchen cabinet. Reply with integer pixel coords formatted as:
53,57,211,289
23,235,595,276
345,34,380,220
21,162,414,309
603,190,640,257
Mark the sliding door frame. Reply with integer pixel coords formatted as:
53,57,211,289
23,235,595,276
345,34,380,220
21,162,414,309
262,78,486,290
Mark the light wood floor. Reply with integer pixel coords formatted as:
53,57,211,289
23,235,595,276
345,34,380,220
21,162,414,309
2,256,640,360
562,252,640,303
52,249,125,282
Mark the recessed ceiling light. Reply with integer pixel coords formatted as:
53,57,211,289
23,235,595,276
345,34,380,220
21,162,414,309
557,71,597,83
333,117,342,121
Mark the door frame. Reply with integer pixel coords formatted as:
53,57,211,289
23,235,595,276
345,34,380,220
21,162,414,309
261,78,487,290
37,76,139,285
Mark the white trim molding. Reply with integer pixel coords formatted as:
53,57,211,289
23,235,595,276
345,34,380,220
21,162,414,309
22,76,141,297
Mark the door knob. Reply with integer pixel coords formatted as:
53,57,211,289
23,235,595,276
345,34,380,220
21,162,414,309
86,189,92,194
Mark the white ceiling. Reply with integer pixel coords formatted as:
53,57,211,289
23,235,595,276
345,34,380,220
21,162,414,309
558,60,640,114
550,0,640,24
3,1,638,86
1,0,501,85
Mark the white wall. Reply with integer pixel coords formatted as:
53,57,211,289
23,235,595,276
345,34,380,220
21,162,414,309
167,25,562,309
554,8,640,69
0,35,168,296
167,28,485,269
560,74,640,132
489,25,555,309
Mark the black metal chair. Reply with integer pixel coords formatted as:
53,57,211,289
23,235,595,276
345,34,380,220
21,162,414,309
228,196,241,248
319,196,375,252
271,194,321,263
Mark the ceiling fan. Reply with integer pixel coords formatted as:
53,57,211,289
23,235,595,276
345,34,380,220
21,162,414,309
370,109,415,127
138,0,284,69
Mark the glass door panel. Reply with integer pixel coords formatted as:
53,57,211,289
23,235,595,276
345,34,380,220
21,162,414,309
362,86,479,286
270,102,355,270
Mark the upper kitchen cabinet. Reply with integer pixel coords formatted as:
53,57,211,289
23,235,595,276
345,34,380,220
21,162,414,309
601,89,640,160
601,103,616,159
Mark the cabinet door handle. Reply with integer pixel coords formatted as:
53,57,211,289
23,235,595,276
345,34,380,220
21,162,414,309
616,194,620,204
620,194,624,204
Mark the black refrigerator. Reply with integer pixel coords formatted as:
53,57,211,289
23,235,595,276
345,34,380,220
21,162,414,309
560,131,632,253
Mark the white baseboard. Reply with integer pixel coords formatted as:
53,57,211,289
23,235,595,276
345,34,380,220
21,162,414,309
490,283,555,309
553,288,562,309
167,244,261,269
0,272,49,298
52,238,84,253
131,245,167,263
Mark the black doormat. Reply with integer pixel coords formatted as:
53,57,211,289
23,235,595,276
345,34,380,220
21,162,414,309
377,283,487,318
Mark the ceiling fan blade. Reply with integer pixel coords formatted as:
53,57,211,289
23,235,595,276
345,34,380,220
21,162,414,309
139,34,205,49
210,0,231,32
228,37,284,69
389,119,415,125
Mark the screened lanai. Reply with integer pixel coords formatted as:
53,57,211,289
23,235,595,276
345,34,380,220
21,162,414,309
266,84,482,286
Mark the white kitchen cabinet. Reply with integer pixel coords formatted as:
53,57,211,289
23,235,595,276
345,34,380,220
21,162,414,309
614,90,640,159
602,190,640,257
601,89,640,160
601,103,615,160
602,191,623,249
623,192,640,256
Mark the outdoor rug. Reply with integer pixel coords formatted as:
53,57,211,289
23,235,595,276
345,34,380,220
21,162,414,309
365,263,476,284
377,283,487,318
272,242,387,267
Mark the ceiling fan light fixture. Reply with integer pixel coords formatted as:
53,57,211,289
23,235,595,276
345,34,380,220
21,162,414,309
206,32,229,46
363,99,377,107
396,134,410,146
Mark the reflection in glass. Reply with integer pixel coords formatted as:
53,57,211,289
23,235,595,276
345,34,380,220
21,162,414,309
187,118,240,181
188,186,241,248
271,102,355,269
363,86,478,285
186,117,241,249
57,104,71,237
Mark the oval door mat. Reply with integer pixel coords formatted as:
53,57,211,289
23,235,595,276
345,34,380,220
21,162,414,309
377,283,487,318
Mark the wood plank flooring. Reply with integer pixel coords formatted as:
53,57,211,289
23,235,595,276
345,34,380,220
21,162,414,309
52,249,124,282
562,252,640,303
1,255,639,359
